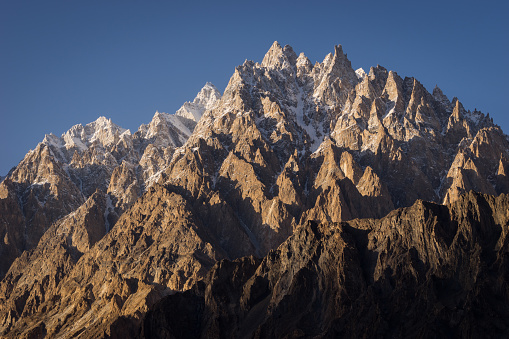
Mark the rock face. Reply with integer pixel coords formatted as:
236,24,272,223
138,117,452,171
0,83,221,279
0,41,508,337
144,192,509,338
0,190,107,336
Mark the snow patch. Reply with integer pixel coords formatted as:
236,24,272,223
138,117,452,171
464,110,483,126
291,85,320,152
176,83,221,122
104,194,114,232
355,68,367,79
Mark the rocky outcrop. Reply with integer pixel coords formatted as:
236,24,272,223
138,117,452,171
144,191,509,338
0,144,85,278
0,41,508,338
0,190,107,336
0,184,230,338
0,84,221,279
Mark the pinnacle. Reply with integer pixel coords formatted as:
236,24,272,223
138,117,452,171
3,40,509,338
261,41,296,69
333,44,344,56
296,52,311,68
204,82,217,89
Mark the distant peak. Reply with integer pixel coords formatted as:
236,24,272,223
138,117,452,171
282,44,297,64
333,44,344,56
94,116,113,126
317,44,358,85
355,68,367,79
261,41,296,69
175,82,222,122
195,83,221,106
433,85,451,107
297,52,307,60
204,82,218,90
271,40,282,50
296,52,312,69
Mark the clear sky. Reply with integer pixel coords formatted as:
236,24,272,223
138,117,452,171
1,0,508,175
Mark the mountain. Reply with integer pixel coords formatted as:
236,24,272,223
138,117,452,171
0,42,508,338
0,83,221,278
144,191,509,338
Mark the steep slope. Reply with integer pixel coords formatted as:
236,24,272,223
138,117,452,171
176,82,221,122
160,41,508,256
144,191,509,338
0,184,234,338
0,145,85,278
0,190,108,336
1,41,508,338
0,83,220,278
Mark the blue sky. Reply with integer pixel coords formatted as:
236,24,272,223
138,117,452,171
1,0,508,175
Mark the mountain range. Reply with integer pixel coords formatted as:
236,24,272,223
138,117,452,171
0,41,508,338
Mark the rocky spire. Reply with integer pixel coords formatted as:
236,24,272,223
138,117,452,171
261,41,297,70
176,82,221,122
327,44,358,85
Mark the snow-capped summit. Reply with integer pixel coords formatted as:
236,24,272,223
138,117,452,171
176,82,221,122
59,116,128,151
137,111,193,149
355,68,367,79
2,41,509,339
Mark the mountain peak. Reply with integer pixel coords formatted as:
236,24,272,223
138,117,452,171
261,41,297,69
333,44,344,57
433,85,451,108
193,82,221,109
176,82,222,122
2,41,509,338
320,44,358,86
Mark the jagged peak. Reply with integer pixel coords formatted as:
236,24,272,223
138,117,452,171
406,77,429,99
433,85,449,101
42,132,61,145
282,44,297,65
331,44,352,67
321,52,334,68
176,82,222,122
261,41,296,69
203,81,216,89
368,65,388,81
270,40,282,51
80,116,125,134
45,116,128,153
451,98,465,118
387,70,401,80
193,82,222,109
333,44,345,57
296,54,312,75
94,116,112,125
151,110,166,120
355,68,367,79
261,41,283,67
382,71,403,98
433,85,450,105
296,52,311,68
319,44,358,85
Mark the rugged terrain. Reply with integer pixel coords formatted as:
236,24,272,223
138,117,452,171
144,191,509,338
0,42,508,337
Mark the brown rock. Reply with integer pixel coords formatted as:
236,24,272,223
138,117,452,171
144,192,509,338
